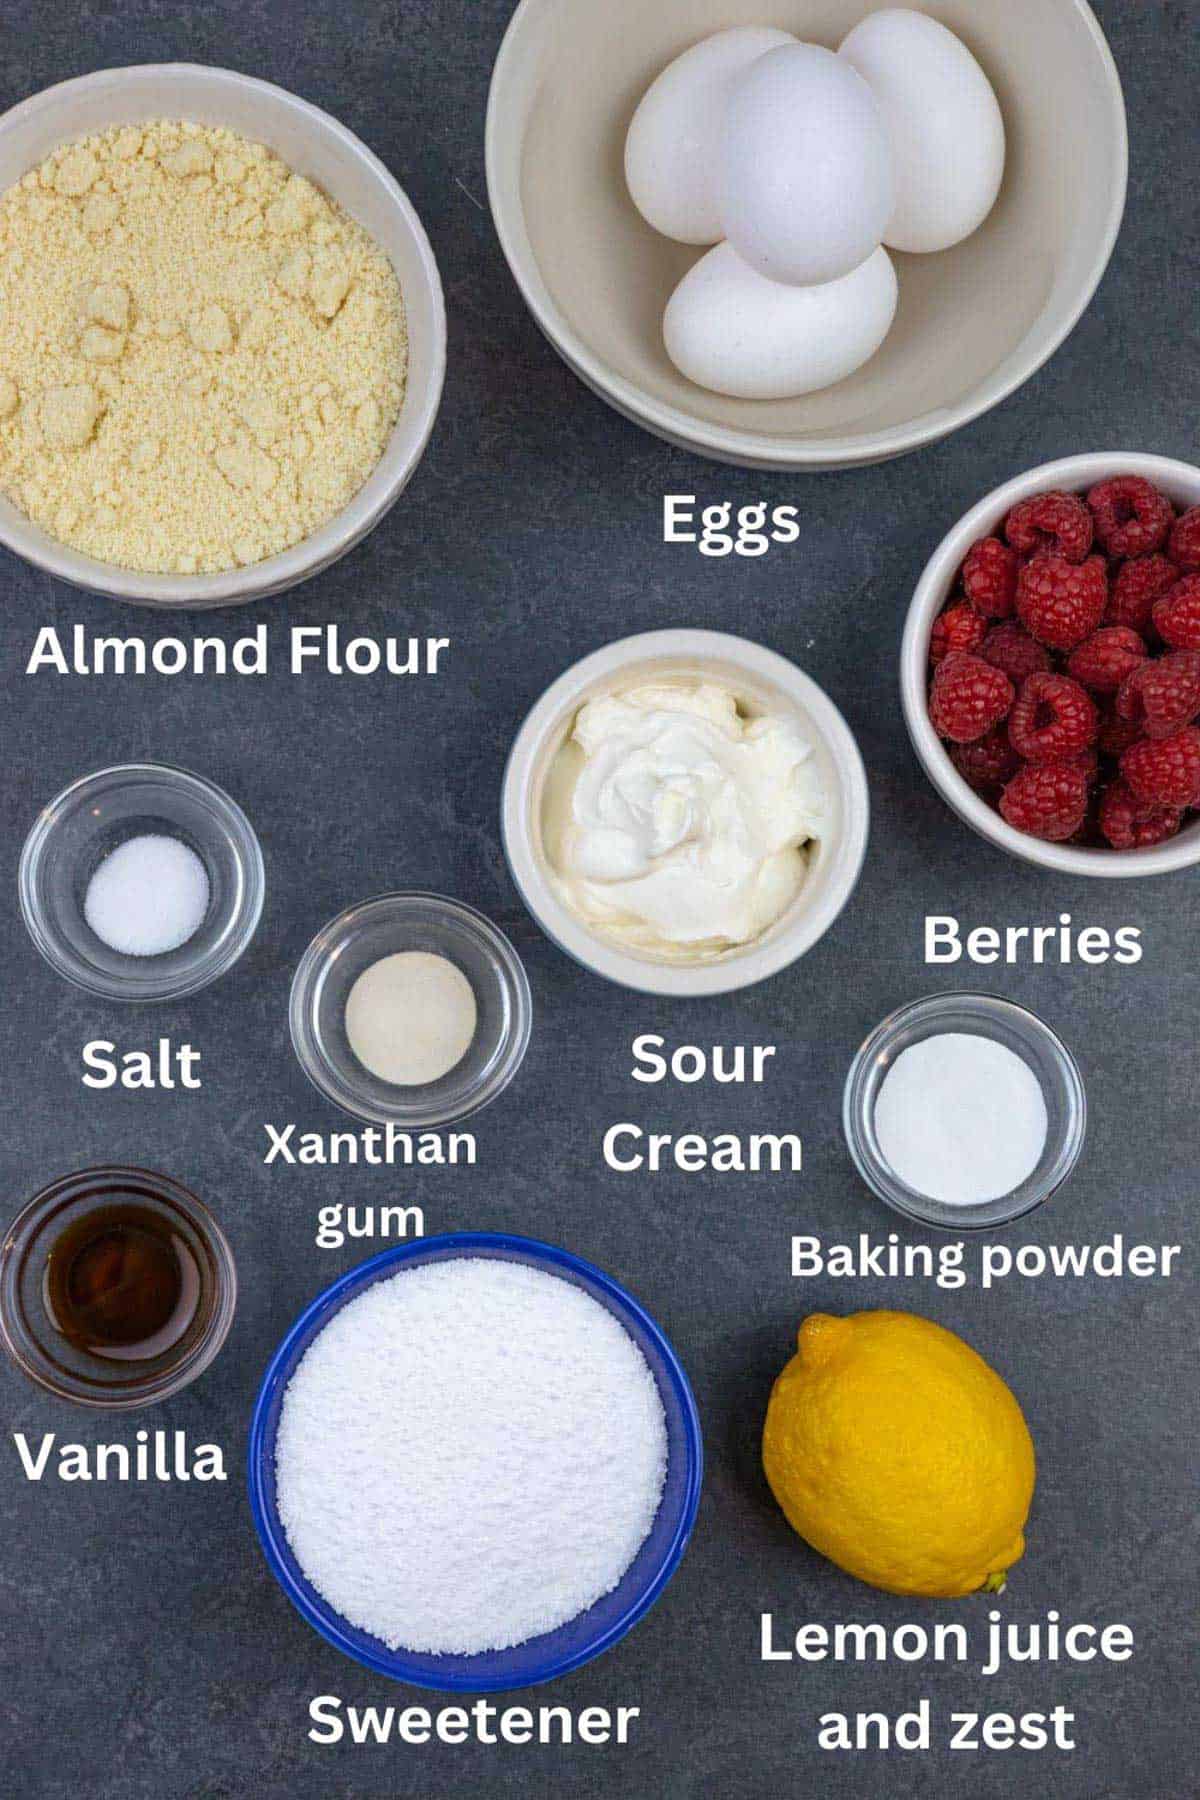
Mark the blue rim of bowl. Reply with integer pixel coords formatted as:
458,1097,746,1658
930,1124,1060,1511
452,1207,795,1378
247,1232,704,1690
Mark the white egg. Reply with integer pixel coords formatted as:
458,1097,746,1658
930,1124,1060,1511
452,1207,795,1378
717,44,894,287
624,27,797,244
839,9,1005,254
663,242,898,400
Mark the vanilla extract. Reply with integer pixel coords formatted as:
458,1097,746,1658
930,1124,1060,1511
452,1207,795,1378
44,1201,197,1359
4,1166,234,1408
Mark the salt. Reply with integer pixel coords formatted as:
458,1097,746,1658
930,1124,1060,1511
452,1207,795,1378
873,1032,1048,1206
84,833,209,958
274,1258,669,1655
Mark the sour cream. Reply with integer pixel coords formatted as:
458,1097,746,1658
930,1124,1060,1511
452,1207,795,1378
543,681,825,961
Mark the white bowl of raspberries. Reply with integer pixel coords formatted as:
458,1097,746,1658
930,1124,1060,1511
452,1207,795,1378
902,453,1200,876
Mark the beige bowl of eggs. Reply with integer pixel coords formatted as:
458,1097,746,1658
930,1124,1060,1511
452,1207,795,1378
486,1,1127,470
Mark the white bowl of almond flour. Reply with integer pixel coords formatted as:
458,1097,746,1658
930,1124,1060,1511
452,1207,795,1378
0,64,445,606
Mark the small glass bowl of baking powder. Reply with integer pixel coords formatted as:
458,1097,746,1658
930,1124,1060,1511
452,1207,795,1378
842,993,1087,1232
19,762,265,1002
289,892,533,1129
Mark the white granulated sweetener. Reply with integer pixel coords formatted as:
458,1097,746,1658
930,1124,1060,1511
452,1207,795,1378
84,832,210,957
873,1031,1048,1206
274,1258,669,1655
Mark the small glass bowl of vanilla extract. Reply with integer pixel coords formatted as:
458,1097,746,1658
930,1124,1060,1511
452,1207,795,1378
0,1167,236,1408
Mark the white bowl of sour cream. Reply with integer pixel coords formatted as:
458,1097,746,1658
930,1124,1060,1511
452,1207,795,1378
501,630,869,996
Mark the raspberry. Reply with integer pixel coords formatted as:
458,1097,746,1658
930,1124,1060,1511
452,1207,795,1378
928,652,1014,743
1087,475,1174,559
1168,507,1200,572
1069,746,1101,788
950,726,1022,793
999,761,1090,842
1067,626,1149,694
1008,671,1098,763
1017,554,1107,649
930,600,988,664
1105,554,1177,634
1099,778,1184,851
961,537,1019,617
1004,491,1093,563
1121,727,1200,809
1116,649,1200,738
1097,706,1142,759
980,622,1052,685
1067,796,1104,847
926,482,1200,853
1152,575,1200,650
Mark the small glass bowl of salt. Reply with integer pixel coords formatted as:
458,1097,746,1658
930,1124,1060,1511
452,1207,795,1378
843,993,1086,1231
19,763,264,1002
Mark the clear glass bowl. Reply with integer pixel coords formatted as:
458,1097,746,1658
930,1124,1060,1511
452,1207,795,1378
19,762,264,1002
289,893,533,1129
0,1166,237,1409
842,993,1087,1232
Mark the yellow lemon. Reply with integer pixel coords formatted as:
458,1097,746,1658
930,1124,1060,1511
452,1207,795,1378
762,1311,1035,1598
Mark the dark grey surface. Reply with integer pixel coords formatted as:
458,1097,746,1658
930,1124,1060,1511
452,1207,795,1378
0,2,1196,1795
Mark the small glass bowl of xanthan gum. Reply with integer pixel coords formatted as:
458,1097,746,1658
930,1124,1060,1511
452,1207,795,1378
289,893,532,1129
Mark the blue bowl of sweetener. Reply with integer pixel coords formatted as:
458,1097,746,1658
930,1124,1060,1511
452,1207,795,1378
248,1232,704,1690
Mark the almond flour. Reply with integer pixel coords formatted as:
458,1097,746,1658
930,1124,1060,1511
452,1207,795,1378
0,119,407,574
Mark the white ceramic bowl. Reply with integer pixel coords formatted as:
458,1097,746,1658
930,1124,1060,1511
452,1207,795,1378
901,452,1200,878
501,629,869,996
0,64,446,606
486,0,1126,471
